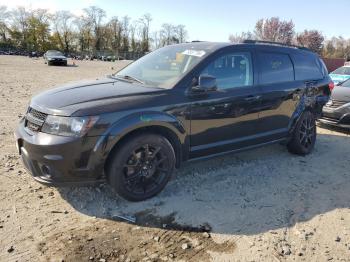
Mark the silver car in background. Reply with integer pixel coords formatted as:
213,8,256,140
43,50,68,66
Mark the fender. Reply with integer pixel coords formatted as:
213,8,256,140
288,92,327,136
93,111,188,162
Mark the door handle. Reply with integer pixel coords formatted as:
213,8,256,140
244,95,261,101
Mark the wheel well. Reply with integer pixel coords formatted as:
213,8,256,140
104,126,183,173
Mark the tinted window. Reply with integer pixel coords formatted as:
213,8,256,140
47,51,64,56
292,53,324,80
258,52,294,84
201,52,253,89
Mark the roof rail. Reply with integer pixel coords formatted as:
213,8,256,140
243,40,312,52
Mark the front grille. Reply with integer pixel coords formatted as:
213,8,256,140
326,100,348,108
29,108,47,120
25,107,47,132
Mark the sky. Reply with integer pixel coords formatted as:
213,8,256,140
0,0,349,41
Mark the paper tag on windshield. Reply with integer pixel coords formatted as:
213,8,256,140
182,50,206,57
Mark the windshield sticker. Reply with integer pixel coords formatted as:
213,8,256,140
182,50,206,57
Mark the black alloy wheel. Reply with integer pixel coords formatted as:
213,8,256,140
123,143,170,196
298,115,316,149
107,134,175,201
288,111,316,155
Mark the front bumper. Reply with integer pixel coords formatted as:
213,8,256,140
48,59,67,65
320,105,350,129
15,120,106,186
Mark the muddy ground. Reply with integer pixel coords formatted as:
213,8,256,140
0,55,349,262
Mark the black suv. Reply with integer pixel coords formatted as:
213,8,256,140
15,41,331,201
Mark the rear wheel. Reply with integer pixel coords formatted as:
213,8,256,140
107,134,175,201
287,111,316,155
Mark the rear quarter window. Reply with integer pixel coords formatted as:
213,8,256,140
258,52,294,85
292,53,324,81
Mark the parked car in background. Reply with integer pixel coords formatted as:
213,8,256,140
28,51,39,58
105,55,116,61
15,41,331,201
329,65,350,85
44,50,68,66
320,78,350,128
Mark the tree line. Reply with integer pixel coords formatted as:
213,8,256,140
229,17,350,59
0,7,349,60
0,5,188,56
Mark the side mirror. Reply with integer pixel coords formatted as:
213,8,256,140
192,75,217,93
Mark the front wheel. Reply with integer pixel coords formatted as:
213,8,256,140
287,111,316,155
107,134,175,201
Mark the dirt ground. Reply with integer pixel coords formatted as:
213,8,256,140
0,55,349,262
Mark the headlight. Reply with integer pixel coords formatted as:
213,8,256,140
42,115,99,137
47,58,53,61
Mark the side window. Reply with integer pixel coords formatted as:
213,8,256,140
292,53,324,80
258,52,294,84
201,52,253,89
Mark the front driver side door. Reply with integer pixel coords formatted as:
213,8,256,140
189,49,262,158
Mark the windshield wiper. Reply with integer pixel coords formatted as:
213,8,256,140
114,74,145,85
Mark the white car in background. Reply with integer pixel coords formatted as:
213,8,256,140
329,65,350,85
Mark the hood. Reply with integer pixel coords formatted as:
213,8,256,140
30,77,164,116
331,85,350,102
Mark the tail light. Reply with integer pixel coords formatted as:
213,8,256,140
329,81,335,91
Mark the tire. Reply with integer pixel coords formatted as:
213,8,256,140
287,111,316,155
107,133,176,201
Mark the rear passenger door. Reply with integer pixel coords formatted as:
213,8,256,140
256,51,302,141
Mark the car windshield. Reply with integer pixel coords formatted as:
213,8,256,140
47,51,64,56
114,45,207,88
341,78,350,87
332,66,350,75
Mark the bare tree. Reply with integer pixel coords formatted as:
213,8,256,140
0,6,10,43
151,31,161,49
106,16,122,55
324,37,350,59
10,6,30,49
26,9,51,51
74,16,88,53
129,21,138,52
121,16,130,52
160,23,177,46
229,31,254,43
175,24,187,43
255,17,295,44
82,6,106,52
52,10,75,53
296,30,324,54
138,13,152,52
